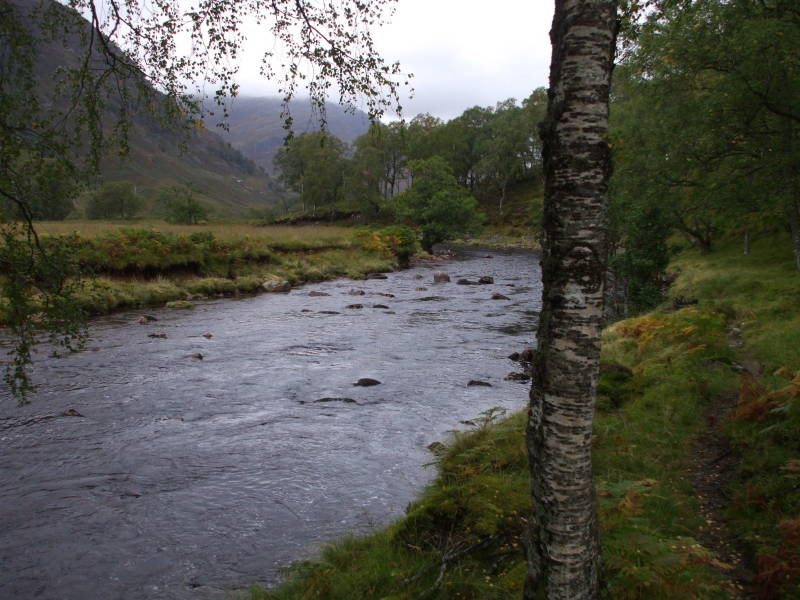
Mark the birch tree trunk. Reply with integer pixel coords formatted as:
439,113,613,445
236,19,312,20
524,1,617,599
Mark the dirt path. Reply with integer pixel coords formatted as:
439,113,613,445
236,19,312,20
691,386,755,598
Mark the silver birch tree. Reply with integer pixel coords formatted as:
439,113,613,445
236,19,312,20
525,1,618,598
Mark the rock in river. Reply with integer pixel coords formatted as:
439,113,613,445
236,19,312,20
308,291,330,297
433,271,450,283
262,280,291,293
314,397,357,404
491,293,511,300
354,378,381,387
478,276,494,284
427,441,447,455
467,380,492,387
505,372,530,382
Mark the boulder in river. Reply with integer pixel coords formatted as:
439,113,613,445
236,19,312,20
376,292,395,298
457,278,478,285
138,315,158,324
319,310,341,315
190,353,204,360
372,304,390,309
354,378,381,387
478,276,494,284
366,273,389,280
314,397,358,404
346,304,364,309
348,289,366,296
147,333,167,339
505,372,530,382
427,441,447,456
61,409,83,417
262,280,291,293
308,291,330,297
433,271,450,283
467,380,492,387
520,348,536,363
202,333,213,339
416,287,428,291
491,293,511,300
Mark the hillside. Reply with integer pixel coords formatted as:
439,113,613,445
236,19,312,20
204,96,372,174
8,0,283,216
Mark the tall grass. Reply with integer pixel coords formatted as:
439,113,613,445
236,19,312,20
2,223,407,321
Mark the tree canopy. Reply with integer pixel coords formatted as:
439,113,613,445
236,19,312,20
391,156,483,252
610,0,800,301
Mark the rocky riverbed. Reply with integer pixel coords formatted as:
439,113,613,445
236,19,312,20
0,248,542,599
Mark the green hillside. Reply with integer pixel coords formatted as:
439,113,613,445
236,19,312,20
9,0,283,217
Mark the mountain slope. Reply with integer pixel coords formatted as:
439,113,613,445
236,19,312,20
204,97,372,174
7,0,283,216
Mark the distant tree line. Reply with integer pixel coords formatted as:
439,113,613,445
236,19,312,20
273,90,548,248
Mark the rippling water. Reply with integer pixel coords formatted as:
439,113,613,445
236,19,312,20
0,248,541,599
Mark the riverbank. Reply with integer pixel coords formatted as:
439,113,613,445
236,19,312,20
455,227,541,251
252,233,800,599
3,223,419,322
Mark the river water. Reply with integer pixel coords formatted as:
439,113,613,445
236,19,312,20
0,248,541,599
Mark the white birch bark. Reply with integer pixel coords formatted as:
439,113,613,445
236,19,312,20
524,1,618,598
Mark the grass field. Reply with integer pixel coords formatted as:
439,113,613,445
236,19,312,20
35,220,357,246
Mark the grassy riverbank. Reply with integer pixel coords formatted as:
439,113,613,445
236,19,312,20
2,222,418,322
250,234,799,599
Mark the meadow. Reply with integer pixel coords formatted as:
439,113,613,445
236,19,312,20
3,221,417,321
34,221,358,247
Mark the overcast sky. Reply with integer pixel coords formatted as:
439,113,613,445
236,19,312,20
234,0,555,121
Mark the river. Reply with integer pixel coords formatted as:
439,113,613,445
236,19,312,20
0,248,541,599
